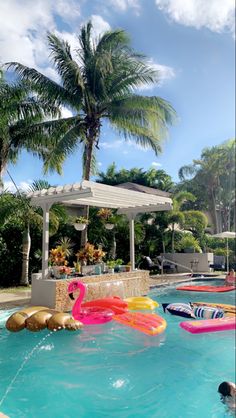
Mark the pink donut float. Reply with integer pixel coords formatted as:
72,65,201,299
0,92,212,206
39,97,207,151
68,281,114,325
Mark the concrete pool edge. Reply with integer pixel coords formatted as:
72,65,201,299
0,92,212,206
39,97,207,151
0,273,225,310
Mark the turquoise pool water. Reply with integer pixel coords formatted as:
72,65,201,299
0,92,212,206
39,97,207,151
0,280,235,418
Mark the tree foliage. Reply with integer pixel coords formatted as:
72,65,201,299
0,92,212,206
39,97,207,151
178,139,235,233
97,162,174,191
0,73,59,185
7,22,176,180
0,184,68,286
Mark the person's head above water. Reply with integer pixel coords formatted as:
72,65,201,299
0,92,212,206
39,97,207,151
218,382,236,397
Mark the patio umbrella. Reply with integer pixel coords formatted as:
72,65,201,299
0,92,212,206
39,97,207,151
211,231,236,272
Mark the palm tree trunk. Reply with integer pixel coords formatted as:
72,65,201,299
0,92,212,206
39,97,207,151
110,232,117,259
80,140,93,247
0,160,6,190
211,188,219,233
81,120,99,247
162,234,166,254
171,224,175,253
20,222,31,285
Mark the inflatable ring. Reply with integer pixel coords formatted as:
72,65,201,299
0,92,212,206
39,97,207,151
124,297,158,311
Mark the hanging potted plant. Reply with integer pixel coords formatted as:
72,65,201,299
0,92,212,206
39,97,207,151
97,208,115,230
73,216,90,231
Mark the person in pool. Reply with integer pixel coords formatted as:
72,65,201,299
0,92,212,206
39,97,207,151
218,381,236,413
225,269,236,286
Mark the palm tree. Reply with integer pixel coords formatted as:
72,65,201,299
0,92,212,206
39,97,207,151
0,181,67,285
166,191,196,253
0,75,59,187
7,22,176,181
179,139,235,233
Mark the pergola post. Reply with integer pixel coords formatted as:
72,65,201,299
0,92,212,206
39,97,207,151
41,202,51,279
127,213,136,271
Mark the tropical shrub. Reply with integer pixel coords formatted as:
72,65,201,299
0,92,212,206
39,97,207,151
76,243,106,265
176,234,202,253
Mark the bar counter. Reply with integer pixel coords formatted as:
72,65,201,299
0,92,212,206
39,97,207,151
31,270,150,311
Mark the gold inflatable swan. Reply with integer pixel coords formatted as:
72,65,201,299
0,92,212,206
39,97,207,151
6,306,83,332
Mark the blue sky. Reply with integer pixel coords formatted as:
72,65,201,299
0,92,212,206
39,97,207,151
0,0,235,190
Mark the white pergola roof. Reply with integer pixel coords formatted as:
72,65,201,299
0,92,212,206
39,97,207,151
29,180,172,214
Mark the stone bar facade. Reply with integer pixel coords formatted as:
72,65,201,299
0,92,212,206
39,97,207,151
31,270,150,311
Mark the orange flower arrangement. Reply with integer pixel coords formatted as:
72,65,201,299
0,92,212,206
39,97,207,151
76,243,106,265
59,266,71,275
49,246,67,266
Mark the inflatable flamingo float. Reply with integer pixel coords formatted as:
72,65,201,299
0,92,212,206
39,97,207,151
67,280,128,325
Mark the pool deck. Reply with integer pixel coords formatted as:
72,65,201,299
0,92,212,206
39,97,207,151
0,273,224,309
0,290,31,309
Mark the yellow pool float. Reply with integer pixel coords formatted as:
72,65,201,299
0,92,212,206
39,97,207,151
124,297,158,311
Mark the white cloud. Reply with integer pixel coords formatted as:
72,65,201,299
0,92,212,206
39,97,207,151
155,0,235,35
151,162,162,167
137,58,176,91
4,180,32,192
53,0,80,22
90,15,111,38
97,162,102,166
106,0,141,14
0,0,80,70
100,139,150,152
150,61,176,82
54,30,79,61
100,140,123,149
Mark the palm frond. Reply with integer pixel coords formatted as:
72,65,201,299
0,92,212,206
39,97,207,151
6,62,78,108
47,32,84,99
178,165,197,180
96,29,130,53
28,180,54,192
42,120,86,173
78,21,93,64
106,95,176,154
109,116,163,155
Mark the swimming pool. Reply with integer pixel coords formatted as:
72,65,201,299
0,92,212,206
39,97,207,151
0,280,235,418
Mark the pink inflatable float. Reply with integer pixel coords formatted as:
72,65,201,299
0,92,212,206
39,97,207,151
180,317,236,334
68,281,114,325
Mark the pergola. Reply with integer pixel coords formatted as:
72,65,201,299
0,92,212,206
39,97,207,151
28,180,173,278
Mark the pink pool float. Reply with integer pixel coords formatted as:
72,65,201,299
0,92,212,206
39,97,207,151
68,281,114,325
180,317,236,334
